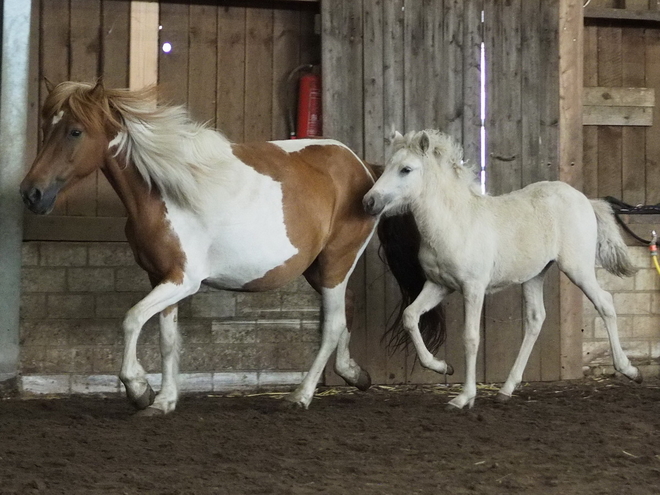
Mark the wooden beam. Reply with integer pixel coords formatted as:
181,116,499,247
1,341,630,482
585,7,660,23
559,0,584,380
583,86,655,107
583,106,653,126
129,1,159,90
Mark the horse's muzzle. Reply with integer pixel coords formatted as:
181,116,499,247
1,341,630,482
363,192,384,216
20,182,61,215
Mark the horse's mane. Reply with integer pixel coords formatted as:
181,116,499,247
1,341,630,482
395,129,481,196
44,81,233,211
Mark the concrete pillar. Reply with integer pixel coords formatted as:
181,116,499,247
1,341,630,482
0,0,32,387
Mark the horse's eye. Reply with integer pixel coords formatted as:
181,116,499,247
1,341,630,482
70,129,82,138
400,166,412,175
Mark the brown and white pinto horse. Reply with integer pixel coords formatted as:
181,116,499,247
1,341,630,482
21,81,378,415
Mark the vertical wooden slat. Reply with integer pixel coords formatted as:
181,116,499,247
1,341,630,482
537,0,562,382
362,0,389,385
596,26,623,199
67,0,101,217
583,25,599,199
129,1,159,90
558,0,584,380
403,0,426,131
40,0,69,215
98,0,130,218
26,0,40,167
158,3,189,105
272,8,300,140
483,0,524,384
622,27,646,205
646,29,660,203
244,8,274,142
217,6,246,142
188,4,218,125
382,0,408,384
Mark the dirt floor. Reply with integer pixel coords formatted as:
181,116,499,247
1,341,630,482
1,377,660,495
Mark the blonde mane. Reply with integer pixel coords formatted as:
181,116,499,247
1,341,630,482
44,82,233,211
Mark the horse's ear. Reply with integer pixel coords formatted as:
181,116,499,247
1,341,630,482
419,131,430,154
44,77,55,94
387,126,403,146
89,79,105,100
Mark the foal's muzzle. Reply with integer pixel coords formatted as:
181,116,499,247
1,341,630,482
363,191,385,216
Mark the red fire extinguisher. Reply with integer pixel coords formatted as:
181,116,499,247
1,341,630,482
296,72,322,139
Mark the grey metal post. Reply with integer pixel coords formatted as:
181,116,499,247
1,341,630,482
0,0,32,387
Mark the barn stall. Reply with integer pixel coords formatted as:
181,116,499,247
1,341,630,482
3,0,660,493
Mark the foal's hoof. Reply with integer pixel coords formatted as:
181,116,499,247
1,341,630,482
281,395,308,411
445,363,454,376
354,370,372,391
134,406,166,418
129,385,156,410
632,368,644,384
495,392,511,403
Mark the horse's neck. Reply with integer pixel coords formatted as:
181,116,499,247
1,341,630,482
101,153,165,221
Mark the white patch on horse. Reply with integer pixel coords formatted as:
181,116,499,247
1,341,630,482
108,131,125,150
161,160,299,289
272,139,375,184
51,110,64,126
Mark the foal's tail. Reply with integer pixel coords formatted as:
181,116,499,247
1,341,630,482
377,213,447,355
591,199,636,277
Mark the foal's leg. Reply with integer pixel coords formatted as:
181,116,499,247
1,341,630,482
285,280,350,408
448,286,485,410
564,265,642,383
498,274,546,400
120,278,198,412
403,281,453,374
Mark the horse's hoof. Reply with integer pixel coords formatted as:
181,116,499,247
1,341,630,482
133,406,166,418
130,385,155,410
445,402,462,412
633,369,644,384
495,392,511,403
280,399,306,411
445,363,454,376
355,370,372,391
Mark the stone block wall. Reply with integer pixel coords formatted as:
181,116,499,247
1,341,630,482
583,246,660,377
19,241,322,395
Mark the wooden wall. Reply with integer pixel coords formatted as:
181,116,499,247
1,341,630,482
24,0,320,241
322,0,580,385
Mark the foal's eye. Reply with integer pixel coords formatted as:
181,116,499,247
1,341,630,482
69,129,82,138
400,166,412,175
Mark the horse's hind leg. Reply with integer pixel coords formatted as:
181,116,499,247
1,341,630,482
403,281,453,375
498,273,547,401
563,264,642,383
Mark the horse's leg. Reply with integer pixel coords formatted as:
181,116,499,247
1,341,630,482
498,273,547,401
138,304,182,416
285,279,350,408
120,279,198,412
564,266,642,383
448,286,485,410
304,267,370,391
402,281,453,374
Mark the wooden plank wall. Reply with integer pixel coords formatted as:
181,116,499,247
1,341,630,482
25,0,320,240
323,0,568,385
584,0,660,209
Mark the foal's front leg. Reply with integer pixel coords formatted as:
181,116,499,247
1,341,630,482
447,286,485,410
403,281,453,375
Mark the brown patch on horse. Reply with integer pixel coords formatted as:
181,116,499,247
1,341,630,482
232,142,376,290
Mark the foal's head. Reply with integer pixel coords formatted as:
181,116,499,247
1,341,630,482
20,81,120,214
364,129,465,217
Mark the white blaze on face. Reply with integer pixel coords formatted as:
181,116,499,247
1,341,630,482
51,110,64,127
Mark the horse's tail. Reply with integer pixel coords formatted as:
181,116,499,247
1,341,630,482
377,213,447,355
590,199,636,277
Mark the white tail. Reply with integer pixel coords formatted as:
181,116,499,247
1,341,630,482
591,199,636,277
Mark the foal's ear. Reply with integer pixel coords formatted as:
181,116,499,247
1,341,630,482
44,77,55,94
419,131,430,154
89,79,105,100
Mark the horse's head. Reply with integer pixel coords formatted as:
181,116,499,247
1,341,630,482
363,130,430,217
20,80,118,214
